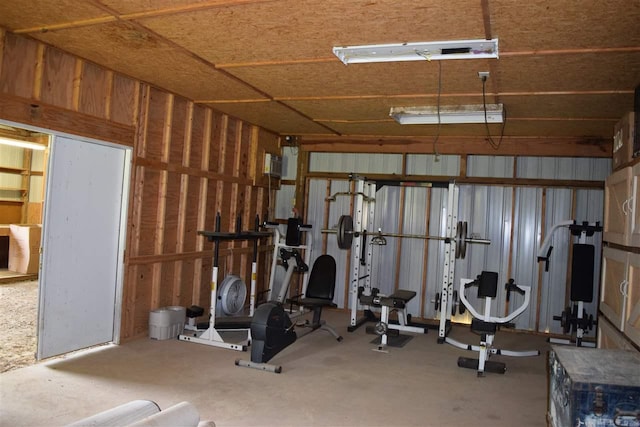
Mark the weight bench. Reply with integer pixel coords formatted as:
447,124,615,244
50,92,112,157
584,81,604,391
360,289,428,352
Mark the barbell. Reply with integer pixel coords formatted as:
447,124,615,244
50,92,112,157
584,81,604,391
321,215,490,259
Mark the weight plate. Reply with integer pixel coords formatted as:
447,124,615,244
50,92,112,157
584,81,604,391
374,322,388,336
434,292,440,312
454,221,462,259
459,222,468,259
451,290,458,316
561,307,572,334
337,215,354,249
458,299,466,315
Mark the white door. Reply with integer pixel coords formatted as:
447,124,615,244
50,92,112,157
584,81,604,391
37,136,130,360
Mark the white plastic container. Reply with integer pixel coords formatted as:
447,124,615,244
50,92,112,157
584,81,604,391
149,306,185,340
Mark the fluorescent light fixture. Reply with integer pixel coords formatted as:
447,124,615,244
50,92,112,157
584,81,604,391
390,104,504,124
333,38,498,64
0,136,47,150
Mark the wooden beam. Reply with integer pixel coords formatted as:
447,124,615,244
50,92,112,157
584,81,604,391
299,135,611,158
0,93,135,146
304,172,604,190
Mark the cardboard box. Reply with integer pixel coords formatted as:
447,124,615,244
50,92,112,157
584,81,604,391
613,112,635,170
548,346,640,427
8,224,42,274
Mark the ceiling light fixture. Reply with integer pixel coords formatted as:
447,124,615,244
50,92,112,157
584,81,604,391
389,104,504,125
333,38,499,64
0,136,47,150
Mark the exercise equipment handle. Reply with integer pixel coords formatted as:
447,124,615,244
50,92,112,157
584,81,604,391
464,277,480,289
505,279,525,302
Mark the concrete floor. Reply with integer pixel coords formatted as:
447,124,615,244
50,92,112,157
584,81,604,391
0,310,551,427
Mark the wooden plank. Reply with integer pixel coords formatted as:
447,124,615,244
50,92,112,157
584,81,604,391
0,203,22,223
238,123,252,180
300,136,611,158
137,167,162,256
163,171,182,254
304,171,604,190
182,175,201,253
0,32,39,99
208,111,225,173
104,71,113,120
168,96,188,165
0,92,135,146
173,103,193,303
187,104,205,169
179,259,195,307
78,60,109,118
223,116,238,175
71,59,82,111
159,261,175,307
40,47,76,110
0,28,5,81
133,263,154,337
143,87,169,161
120,265,138,340
110,73,137,126
20,149,32,223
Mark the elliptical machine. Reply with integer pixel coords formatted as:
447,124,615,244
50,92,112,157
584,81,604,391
236,254,343,373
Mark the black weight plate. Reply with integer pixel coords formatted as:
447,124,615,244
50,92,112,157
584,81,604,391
337,215,354,249
455,221,462,258
562,307,572,334
459,222,468,259
451,290,458,316
434,292,440,312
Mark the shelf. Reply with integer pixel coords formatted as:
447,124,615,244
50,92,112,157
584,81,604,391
0,166,27,174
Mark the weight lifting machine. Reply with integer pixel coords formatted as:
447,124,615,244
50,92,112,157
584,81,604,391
537,220,602,347
447,272,540,376
322,175,490,346
179,213,271,351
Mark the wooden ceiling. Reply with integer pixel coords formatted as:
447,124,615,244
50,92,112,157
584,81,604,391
1,0,639,150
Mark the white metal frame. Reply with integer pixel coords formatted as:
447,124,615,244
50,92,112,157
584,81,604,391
348,178,377,329
266,222,313,307
437,182,459,341
447,278,540,376
540,219,601,348
179,217,270,352
374,296,429,352
343,178,463,337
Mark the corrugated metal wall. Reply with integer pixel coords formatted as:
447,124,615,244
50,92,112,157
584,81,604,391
275,153,611,333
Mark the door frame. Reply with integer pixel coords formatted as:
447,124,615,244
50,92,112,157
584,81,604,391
0,118,131,351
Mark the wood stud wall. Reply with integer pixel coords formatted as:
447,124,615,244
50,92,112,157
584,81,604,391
0,30,280,340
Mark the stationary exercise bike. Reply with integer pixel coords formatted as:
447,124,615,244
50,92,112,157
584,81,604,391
235,254,343,373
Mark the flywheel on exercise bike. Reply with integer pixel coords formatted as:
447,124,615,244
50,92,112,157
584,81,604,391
216,275,247,316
